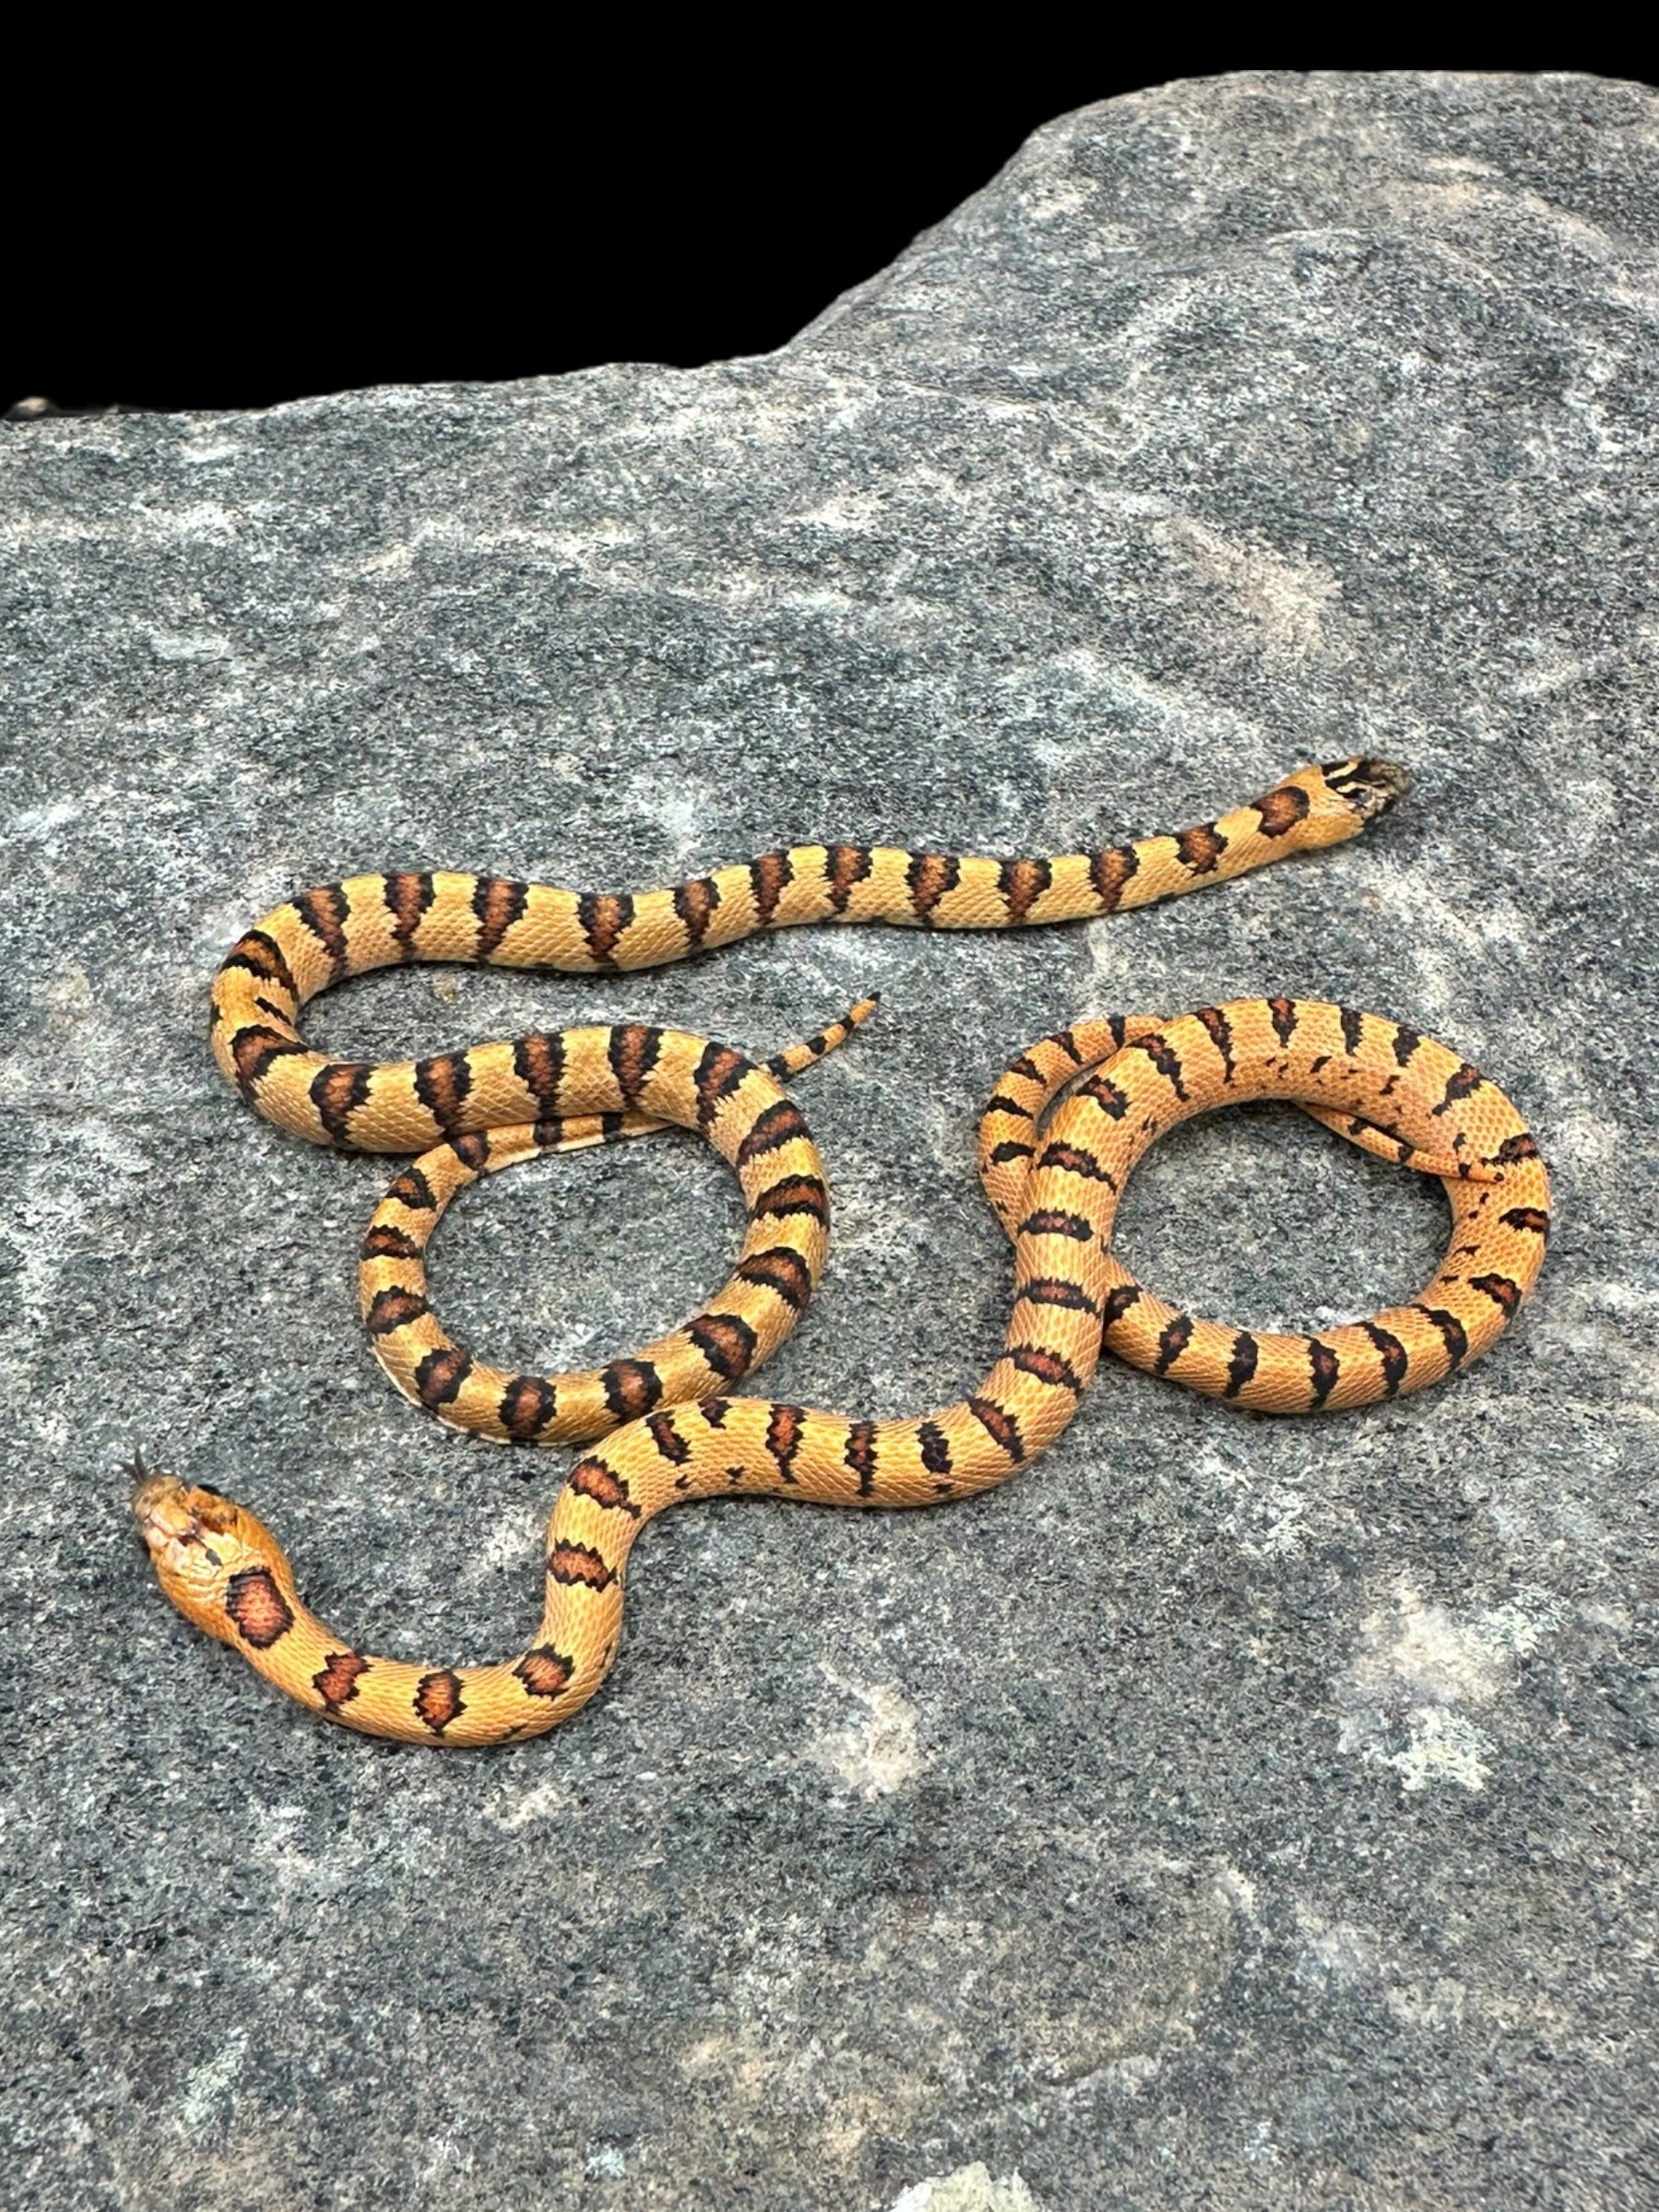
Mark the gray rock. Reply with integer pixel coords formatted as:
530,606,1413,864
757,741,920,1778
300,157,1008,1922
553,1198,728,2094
3,68,1655,2212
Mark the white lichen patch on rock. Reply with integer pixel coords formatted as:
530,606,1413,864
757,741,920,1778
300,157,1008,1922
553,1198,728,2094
1336,1579,1560,1793
1150,514,1345,658
807,1669,925,1797
1294,1906,1381,1988
1191,1443,1311,1559
888,2164,1041,2212
472,1500,547,1575
172,2030,248,2139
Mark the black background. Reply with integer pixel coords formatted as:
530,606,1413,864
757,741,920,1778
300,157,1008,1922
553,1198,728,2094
6,45,1653,418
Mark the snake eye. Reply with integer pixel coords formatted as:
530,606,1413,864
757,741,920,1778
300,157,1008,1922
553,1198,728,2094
196,1482,224,1497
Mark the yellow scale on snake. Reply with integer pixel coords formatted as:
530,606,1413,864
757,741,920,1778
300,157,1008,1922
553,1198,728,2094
134,757,1551,1747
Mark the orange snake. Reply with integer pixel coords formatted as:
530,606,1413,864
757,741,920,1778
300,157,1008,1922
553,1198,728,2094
134,758,1549,1744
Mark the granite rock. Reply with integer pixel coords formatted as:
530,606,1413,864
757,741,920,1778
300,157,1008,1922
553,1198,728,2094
2,69,1656,2212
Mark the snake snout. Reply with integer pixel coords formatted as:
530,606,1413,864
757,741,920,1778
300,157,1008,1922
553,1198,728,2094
1321,756,1412,819
131,1471,199,1552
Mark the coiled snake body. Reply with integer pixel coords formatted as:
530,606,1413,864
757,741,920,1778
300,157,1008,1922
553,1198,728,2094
135,758,1550,1746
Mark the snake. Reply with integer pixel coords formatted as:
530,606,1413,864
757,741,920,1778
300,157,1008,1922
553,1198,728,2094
133,756,1550,1746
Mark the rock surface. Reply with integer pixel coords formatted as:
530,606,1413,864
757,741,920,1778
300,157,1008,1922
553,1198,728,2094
3,69,1656,2212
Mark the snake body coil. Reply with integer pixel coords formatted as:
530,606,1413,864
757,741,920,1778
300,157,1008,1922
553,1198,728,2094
135,758,1550,1746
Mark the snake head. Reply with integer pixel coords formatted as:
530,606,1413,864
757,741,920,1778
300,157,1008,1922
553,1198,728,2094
1262,756,1411,852
1318,756,1412,822
132,1467,289,1643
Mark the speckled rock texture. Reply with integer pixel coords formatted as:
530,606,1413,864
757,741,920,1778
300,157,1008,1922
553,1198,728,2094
3,69,1655,2212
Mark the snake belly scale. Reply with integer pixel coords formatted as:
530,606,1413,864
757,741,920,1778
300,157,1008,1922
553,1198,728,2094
134,757,1550,1746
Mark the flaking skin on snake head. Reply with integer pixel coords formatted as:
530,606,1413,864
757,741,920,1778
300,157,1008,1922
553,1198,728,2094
1320,756,1412,821
134,1469,296,1650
